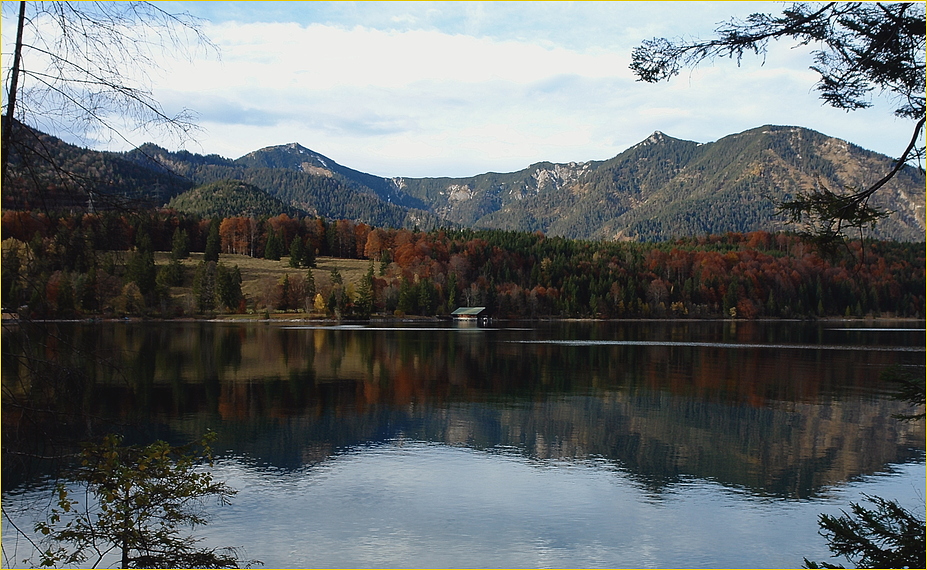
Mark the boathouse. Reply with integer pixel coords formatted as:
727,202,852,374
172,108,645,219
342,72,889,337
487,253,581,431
451,306,490,324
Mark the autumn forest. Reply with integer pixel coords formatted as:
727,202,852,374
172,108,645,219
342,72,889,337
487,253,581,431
2,209,923,321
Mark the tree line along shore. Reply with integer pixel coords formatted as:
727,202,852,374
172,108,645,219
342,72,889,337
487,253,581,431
2,210,923,320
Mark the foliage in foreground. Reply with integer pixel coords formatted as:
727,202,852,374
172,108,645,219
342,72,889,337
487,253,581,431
803,495,926,569
883,364,927,422
33,432,259,569
804,366,925,569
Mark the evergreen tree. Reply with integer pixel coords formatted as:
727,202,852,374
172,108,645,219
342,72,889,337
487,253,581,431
289,236,305,268
327,268,344,315
356,263,375,318
2,246,23,310
34,433,253,569
417,278,437,316
125,231,156,299
80,266,99,313
447,272,458,311
325,221,339,258
302,239,317,268
156,258,184,288
215,264,243,312
192,261,216,313
305,269,317,310
379,250,391,276
278,273,291,311
264,228,282,261
398,278,416,315
57,272,75,315
204,218,221,263
171,227,190,260
802,496,925,569
327,290,338,316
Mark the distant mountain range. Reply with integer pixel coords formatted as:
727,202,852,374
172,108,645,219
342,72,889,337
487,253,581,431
389,126,925,241
4,121,924,241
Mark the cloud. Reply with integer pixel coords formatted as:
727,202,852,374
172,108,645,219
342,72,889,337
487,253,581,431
166,19,631,92
148,20,642,172
161,93,292,127
121,5,920,176
323,112,418,137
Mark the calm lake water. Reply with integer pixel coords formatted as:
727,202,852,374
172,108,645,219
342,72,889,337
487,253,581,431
2,319,924,568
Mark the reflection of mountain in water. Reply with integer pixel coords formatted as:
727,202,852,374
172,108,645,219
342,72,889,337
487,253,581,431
3,322,923,499
206,391,922,500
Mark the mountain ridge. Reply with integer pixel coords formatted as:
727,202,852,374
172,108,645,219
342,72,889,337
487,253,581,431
234,142,427,210
3,121,923,241
381,124,923,241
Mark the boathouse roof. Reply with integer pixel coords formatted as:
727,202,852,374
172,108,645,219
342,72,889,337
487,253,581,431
451,307,488,317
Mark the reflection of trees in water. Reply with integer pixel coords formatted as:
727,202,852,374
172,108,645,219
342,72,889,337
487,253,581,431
202,391,922,499
477,395,923,498
3,322,923,498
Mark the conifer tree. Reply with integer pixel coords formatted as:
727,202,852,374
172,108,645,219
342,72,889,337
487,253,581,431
204,218,221,263
264,229,282,261
305,269,317,311
302,239,317,268
215,264,242,312
172,227,190,260
356,263,375,318
192,261,216,313
125,230,156,299
289,236,305,268
278,273,291,311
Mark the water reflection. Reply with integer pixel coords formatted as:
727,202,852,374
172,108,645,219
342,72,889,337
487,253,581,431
3,320,924,500
191,443,925,569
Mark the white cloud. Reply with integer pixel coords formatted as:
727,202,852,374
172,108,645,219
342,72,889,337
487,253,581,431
194,21,628,88
154,20,638,174
7,2,914,177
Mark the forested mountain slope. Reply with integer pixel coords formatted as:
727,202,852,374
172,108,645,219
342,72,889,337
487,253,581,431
395,126,925,241
126,143,441,230
1,119,193,211
165,179,302,219
234,142,427,210
3,121,923,241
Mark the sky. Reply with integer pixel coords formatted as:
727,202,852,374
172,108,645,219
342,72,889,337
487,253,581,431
3,1,917,178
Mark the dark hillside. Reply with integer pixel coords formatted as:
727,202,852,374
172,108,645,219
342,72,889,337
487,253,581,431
126,143,442,229
165,179,302,219
2,119,192,211
235,143,428,210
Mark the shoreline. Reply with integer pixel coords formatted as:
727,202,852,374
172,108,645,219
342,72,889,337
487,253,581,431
4,312,925,326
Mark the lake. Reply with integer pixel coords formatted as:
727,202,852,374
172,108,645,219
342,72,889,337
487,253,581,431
2,319,924,568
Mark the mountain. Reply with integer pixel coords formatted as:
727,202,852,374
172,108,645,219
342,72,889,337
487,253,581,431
234,143,427,210
165,179,302,219
394,126,925,241
4,120,924,241
123,143,441,230
1,118,193,211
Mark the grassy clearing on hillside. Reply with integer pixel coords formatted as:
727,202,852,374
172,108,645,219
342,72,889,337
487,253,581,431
154,252,374,316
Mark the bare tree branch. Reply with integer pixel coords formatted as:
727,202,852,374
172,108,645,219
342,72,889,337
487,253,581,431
2,1,217,192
